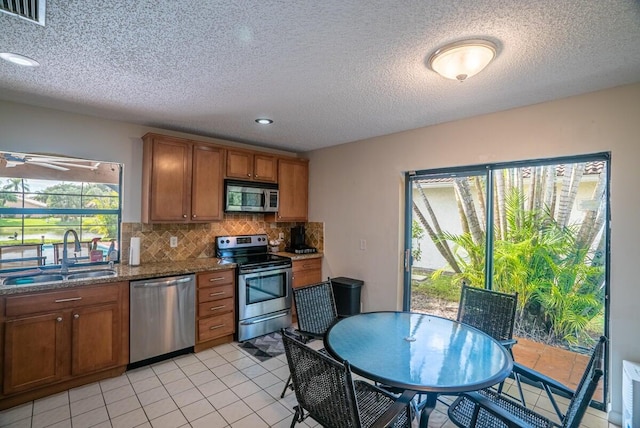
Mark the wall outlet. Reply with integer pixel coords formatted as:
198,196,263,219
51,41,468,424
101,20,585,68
360,239,367,250
170,236,178,248
279,232,284,240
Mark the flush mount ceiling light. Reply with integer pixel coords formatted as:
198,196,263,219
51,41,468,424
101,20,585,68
255,118,273,125
0,52,40,67
428,39,496,82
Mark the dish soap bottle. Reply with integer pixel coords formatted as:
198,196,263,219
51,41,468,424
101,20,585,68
107,240,118,267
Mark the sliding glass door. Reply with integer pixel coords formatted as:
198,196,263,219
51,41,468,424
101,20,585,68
404,153,609,406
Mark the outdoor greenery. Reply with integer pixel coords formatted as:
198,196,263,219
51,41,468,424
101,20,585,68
0,179,119,246
413,162,607,348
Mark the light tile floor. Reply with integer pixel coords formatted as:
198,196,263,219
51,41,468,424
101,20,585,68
0,340,618,428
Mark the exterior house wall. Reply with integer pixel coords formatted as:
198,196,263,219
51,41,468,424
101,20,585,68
413,179,598,271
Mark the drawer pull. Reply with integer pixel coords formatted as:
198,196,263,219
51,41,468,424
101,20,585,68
209,277,225,282
74,314,80,319
209,291,225,296
209,324,225,330
56,317,63,322
209,305,225,311
54,297,82,303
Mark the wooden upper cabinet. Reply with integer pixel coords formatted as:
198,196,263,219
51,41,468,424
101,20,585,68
267,158,309,222
142,133,224,223
226,149,277,183
191,144,224,221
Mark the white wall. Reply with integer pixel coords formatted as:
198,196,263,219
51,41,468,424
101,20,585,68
0,102,295,222
307,83,640,422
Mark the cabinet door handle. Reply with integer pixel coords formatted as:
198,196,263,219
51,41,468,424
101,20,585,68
183,214,187,218
209,277,225,282
56,317,63,322
247,173,252,177
54,297,82,303
209,324,225,330
73,314,79,319
209,305,225,311
193,214,197,218
209,291,225,296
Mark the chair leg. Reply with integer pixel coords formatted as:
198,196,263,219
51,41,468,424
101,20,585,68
290,405,303,427
281,374,292,398
514,372,526,406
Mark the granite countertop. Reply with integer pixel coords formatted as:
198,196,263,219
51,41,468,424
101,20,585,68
275,251,323,260
0,253,323,296
0,258,233,296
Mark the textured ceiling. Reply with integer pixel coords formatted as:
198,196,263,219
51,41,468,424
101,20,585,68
1,1,639,152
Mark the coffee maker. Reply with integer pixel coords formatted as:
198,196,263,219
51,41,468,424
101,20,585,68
287,225,317,254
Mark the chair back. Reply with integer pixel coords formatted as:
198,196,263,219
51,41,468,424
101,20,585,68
562,336,606,428
281,329,360,428
456,284,518,344
294,280,339,337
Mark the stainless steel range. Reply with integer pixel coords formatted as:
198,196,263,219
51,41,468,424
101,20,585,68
216,234,292,341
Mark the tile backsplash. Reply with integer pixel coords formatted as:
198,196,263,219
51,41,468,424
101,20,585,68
120,215,323,264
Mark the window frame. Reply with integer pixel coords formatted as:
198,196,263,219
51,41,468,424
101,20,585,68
0,169,123,273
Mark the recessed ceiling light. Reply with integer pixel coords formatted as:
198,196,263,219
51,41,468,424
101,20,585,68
255,118,273,125
0,52,40,67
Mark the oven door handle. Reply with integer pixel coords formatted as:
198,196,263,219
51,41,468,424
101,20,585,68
240,312,289,325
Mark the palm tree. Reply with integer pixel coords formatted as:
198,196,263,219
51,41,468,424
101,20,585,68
4,178,30,193
413,161,607,345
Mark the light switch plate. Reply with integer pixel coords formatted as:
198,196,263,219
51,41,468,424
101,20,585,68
170,236,178,248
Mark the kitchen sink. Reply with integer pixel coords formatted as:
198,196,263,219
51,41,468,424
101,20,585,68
3,274,66,286
2,268,117,286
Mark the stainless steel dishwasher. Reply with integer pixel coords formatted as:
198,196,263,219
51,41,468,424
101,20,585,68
130,274,195,365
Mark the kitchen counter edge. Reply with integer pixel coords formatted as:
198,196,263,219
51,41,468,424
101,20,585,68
0,253,324,296
275,252,323,260
0,259,235,296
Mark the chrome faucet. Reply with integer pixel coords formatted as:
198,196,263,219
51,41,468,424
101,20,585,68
61,229,81,274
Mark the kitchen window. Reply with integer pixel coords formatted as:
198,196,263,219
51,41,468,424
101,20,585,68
0,151,122,272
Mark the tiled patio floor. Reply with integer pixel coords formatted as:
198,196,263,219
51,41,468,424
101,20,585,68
512,336,604,402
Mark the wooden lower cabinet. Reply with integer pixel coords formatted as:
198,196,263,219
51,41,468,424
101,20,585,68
71,303,121,376
291,257,322,316
3,312,67,393
1,282,128,408
195,269,236,351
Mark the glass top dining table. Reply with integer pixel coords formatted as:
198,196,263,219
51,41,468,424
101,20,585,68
324,311,513,428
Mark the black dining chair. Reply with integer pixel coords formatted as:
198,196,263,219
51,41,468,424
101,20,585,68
456,283,519,354
456,283,519,397
281,328,416,428
447,336,606,428
280,279,339,398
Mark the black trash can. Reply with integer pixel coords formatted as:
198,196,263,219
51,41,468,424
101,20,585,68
331,277,364,317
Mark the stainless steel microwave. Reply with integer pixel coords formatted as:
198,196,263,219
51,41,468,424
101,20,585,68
224,180,279,213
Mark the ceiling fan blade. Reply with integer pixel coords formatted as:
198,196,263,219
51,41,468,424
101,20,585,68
40,160,99,170
28,161,70,171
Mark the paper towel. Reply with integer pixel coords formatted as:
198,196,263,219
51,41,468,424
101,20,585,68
129,237,141,266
